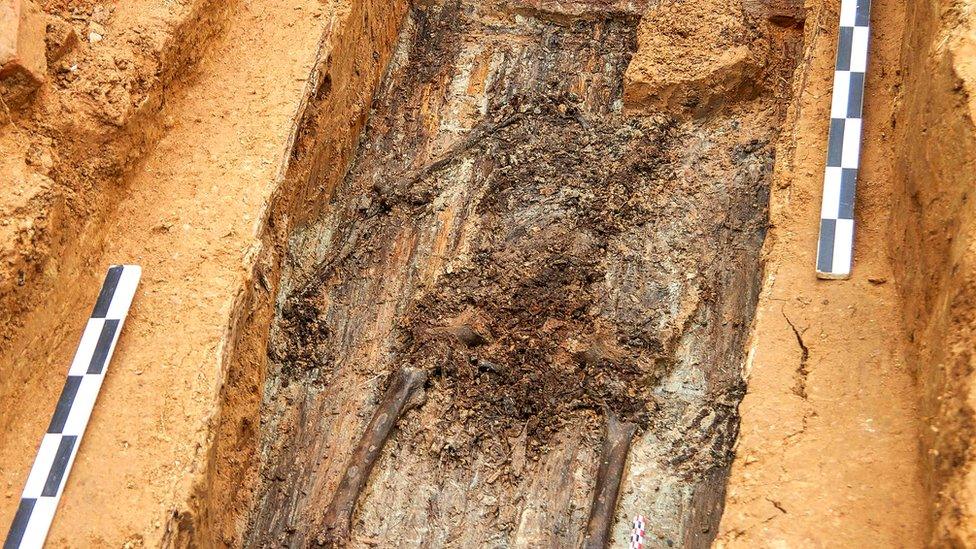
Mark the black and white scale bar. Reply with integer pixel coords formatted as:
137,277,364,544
816,0,871,279
4,265,141,549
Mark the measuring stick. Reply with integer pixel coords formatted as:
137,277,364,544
629,514,646,549
4,265,141,549
815,0,872,279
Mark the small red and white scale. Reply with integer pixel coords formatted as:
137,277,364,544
629,514,646,549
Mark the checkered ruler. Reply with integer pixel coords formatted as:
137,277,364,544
4,265,141,549
816,0,872,279
629,514,646,549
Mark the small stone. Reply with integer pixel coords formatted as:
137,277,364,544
24,142,53,174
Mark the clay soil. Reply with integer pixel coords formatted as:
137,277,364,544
0,0,343,545
0,0,974,547
717,0,929,544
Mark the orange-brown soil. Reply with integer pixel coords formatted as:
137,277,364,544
0,0,346,544
0,0,974,546
716,0,928,543
892,0,976,544
718,0,976,545
0,0,229,339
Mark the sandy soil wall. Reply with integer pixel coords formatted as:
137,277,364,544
890,0,976,544
717,0,929,544
0,0,230,346
0,0,345,545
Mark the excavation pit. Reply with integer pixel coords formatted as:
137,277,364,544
5,0,973,546
245,0,802,546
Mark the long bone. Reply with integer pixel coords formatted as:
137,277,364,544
583,413,637,548
317,366,427,546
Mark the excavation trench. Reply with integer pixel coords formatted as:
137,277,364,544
243,0,801,546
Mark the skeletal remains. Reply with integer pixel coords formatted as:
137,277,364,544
315,366,636,547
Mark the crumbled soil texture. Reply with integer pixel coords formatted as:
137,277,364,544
254,0,797,543
395,103,678,448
